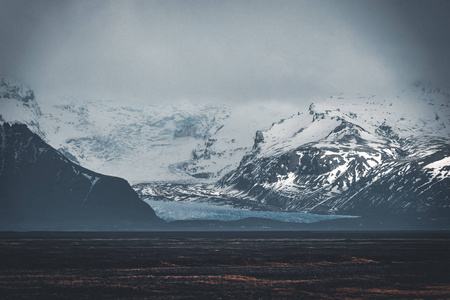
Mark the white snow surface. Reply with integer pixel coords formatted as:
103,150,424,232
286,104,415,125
424,156,450,170
424,157,450,179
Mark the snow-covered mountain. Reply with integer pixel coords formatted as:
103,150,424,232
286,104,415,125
0,77,295,184
216,86,450,216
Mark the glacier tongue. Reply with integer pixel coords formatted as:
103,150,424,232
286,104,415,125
145,199,356,223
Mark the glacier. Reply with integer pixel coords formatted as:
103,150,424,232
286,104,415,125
144,199,357,223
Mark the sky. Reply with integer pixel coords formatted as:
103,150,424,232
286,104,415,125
1,0,449,104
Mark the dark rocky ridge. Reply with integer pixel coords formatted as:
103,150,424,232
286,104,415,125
0,123,162,230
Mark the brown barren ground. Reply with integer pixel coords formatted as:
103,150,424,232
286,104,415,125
0,231,449,299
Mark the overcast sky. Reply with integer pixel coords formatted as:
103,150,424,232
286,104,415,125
1,0,449,103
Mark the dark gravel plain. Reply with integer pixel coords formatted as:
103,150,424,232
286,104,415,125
0,231,449,299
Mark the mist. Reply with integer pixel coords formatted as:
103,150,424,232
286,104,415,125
1,0,450,104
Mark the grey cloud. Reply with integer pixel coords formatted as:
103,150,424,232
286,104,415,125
1,0,449,103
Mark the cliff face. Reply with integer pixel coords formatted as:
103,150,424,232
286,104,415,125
0,123,162,230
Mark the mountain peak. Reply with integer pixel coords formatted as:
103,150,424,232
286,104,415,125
0,76,35,103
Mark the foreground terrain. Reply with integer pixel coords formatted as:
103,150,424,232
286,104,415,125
0,231,449,299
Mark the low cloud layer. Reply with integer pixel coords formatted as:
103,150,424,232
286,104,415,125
1,0,449,103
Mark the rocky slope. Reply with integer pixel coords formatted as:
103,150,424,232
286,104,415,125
0,123,162,230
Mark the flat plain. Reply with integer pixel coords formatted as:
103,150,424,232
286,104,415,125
0,231,449,299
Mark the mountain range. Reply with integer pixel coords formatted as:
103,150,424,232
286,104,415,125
1,76,449,228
